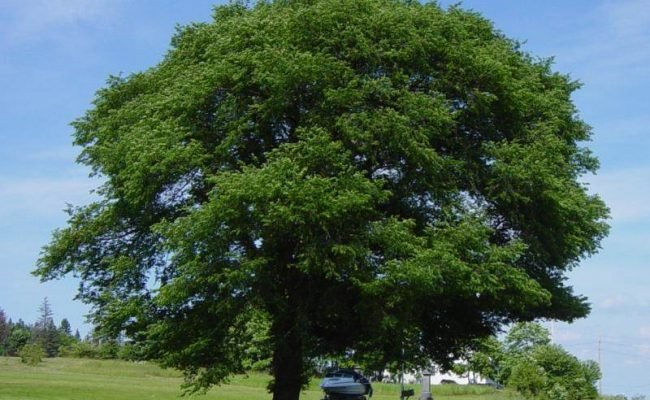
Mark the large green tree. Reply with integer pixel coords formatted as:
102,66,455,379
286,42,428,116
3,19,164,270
35,1,608,399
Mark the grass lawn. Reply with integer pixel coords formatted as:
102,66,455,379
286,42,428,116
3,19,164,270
0,357,522,400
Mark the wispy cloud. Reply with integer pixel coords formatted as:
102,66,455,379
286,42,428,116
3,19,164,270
600,0,650,39
587,167,650,223
638,326,650,339
0,0,122,45
597,293,650,314
622,358,643,366
601,295,632,311
594,115,650,144
634,343,650,354
553,328,582,342
555,0,650,87
25,146,80,162
0,176,97,218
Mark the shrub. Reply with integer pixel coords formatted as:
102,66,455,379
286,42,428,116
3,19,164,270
97,341,120,359
67,341,99,358
508,359,546,399
118,342,147,361
19,343,44,366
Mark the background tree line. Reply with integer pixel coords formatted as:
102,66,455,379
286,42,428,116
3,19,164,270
0,299,76,358
0,301,607,400
0,299,145,363
456,322,600,400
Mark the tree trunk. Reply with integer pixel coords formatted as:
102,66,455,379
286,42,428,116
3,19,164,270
269,249,307,400
270,325,305,400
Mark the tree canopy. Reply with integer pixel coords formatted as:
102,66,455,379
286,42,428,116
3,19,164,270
504,321,551,355
35,1,608,399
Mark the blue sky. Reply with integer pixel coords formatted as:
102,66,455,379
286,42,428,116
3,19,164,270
1,0,649,397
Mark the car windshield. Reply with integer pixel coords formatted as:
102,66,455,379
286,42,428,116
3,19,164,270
325,371,356,378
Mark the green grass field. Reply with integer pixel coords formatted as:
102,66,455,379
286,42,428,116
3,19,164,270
0,357,522,400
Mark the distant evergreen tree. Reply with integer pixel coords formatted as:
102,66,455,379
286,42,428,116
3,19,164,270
59,318,72,336
74,329,81,341
33,298,59,357
36,298,53,330
0,308,9,355
58,318,76,347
